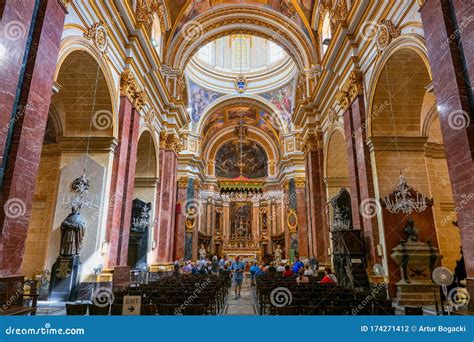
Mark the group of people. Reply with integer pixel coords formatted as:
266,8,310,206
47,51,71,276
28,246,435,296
172,255,338,300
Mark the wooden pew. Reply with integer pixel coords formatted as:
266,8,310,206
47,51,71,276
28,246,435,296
0,276,38,315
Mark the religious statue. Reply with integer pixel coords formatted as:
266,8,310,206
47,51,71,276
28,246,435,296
60,206,85,256
274,244,283,263
404,218,419,242
199,244,207,260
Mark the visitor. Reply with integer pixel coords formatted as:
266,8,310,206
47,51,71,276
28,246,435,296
172,261,181,276
303,264,314,276
250,262,259,284
182,260,192,274
276,262,285,273
219,256,226,270
296,269,310,285
231,256,245,299
292,257,304,274
309,256,319,272
211,256,220,276
255,264,267,277
191,262,199,275
283,265,293,277
267,262,277,276
320,267,337,284
197,257,208,274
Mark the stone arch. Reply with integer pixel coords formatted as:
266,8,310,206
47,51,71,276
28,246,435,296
55,36,117,138
166,5,317,72
324,126,349,200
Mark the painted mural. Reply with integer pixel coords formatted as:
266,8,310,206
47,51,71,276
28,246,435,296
227,107,257,121
189,80,223,122
261,81,294,123
215,140,268,179
202,110,225,138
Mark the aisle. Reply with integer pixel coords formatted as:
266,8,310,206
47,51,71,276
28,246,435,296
223,274,258,315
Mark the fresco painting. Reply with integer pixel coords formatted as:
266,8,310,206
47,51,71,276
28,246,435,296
189,80,223,122
215,140,268,179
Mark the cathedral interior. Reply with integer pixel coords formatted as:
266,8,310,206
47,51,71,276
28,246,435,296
0,0,473,316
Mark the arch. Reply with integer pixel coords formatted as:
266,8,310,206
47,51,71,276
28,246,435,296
195,94,290,136
165,5,317,72
204,126,279,168
324,126,349,181
55,36,118,138
137,127,159,178
366,35,432,138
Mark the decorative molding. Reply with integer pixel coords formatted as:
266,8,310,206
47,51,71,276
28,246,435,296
367,136,428,152
177,176,189,188
336,71,363,111
160,132,183,153
376,19,401,52
58,137,118,153
120,70,147,110
294,177,306,188
83,21,108,54
134,177,159,188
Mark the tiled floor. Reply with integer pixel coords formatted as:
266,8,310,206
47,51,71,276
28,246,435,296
223,276,257,315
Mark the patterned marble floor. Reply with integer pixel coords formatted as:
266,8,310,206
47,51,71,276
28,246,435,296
223,275,258,315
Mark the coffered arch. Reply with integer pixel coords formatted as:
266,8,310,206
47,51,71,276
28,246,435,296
166,5,318,72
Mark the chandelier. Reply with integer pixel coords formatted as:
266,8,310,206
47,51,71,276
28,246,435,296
382,174,427,214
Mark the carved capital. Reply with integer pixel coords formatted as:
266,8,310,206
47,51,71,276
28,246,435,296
336,71,363,111
120,71,147,110
177,177,189,188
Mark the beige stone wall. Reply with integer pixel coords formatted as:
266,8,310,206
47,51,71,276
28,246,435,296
21,149,60,278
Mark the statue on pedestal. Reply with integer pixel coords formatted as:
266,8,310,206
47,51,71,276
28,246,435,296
199,244,207,260
60,206,85,256
403,217,419,242
274,244,283,263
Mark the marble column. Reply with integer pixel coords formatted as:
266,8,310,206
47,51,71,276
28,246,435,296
420,0,474,301
295,179,309,258
304,135,330,265
154,134,179,263
252,198,260,247
0,0,66,275
341,84,379,265
174,177,189,261
105,96,140,267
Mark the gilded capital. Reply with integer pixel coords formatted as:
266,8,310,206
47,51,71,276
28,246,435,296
336,71,363,111
120,70,147,110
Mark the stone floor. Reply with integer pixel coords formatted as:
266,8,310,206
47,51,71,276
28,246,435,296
223,276,257,315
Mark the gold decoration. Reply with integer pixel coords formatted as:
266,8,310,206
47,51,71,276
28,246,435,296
287,209,298,234
376,20,400,51
83,21,108,54
330,0,348,29
336,71,363,111
185,217,195,232
295,177,306,188
177,177,189,188
120,70,147,110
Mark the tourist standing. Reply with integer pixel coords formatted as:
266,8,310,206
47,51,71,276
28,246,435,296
231,256,245,299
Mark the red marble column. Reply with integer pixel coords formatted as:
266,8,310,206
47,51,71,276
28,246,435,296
117,108,140,264
173,178,188,261
420,0,474,300
154,135,178,263
150,147,165,264
296,181,309,258
0,0,66,276
343,95,379,264
305,138,330,265
105,97,139,267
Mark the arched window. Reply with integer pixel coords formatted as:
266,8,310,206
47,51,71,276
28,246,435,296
232,36,250,71
321,13,332,54
151,13,162,56
198,42,213,65
269,42,284,64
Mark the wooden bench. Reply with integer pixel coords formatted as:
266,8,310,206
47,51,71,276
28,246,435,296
0,276,38,316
